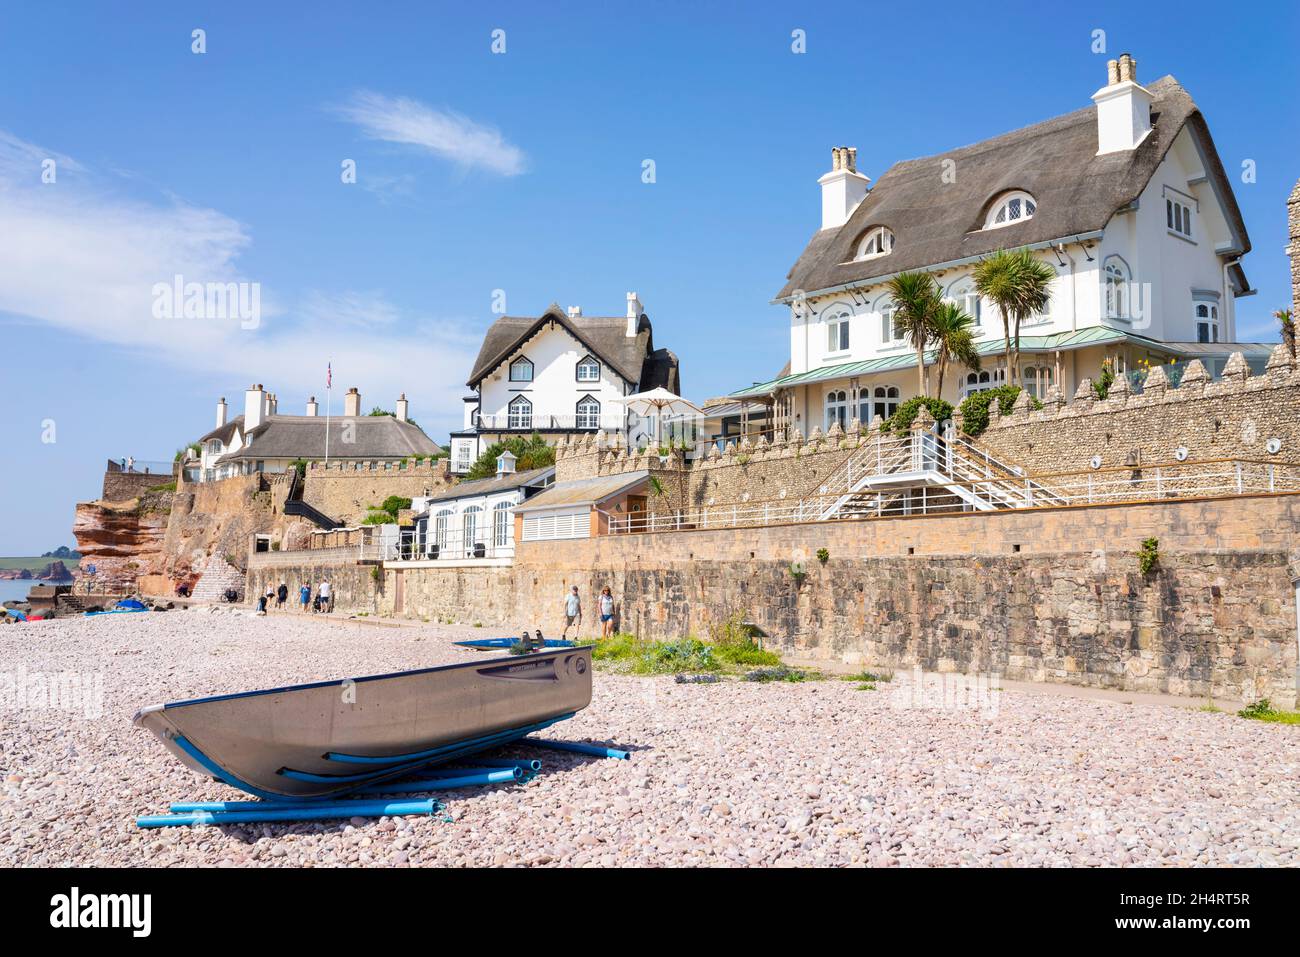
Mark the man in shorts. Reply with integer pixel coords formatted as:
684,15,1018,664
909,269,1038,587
561,585,582,639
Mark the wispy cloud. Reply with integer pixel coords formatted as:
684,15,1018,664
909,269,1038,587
0,130,478,433
333,91,525,176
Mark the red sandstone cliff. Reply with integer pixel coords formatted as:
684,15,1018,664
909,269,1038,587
72,492,172,591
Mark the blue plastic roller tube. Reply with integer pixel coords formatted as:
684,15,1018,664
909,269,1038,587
526,738,631,760
139,798,439,828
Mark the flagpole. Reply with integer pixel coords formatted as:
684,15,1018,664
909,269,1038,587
325,361,331,464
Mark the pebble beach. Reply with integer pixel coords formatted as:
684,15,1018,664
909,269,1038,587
2,609,1299,867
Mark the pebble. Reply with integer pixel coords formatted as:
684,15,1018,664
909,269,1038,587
3,610,1297,867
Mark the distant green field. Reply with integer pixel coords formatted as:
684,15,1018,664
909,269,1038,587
0,556,82,572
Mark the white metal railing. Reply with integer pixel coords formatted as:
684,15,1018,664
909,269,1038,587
388,521,514,562
606,458,1300,535
474,413,625,431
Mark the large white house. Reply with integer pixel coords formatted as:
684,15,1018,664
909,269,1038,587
448,294,680,474
193,384,439,482
732,54,1267,434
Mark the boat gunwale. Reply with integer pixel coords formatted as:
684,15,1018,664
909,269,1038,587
144,644,596,714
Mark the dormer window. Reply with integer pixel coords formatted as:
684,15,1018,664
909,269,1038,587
576,355,600,382
509,357,533,382
984,191,1037,230
854,226,895,260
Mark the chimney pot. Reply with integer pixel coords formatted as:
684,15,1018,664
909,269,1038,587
1106,58,1120,85
1117,52,1136,83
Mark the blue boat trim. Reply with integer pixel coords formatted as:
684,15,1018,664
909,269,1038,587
161,646,594,710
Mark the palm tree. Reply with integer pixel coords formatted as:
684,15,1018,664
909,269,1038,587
1276,308,1296,359
886,271,941,396
973,248,1055,386
931,303,981,399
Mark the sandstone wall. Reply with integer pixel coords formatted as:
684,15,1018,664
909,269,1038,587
976,348,1300,472
102,467,172,502
161,474,289,585
250,492,1300,705
300,461,454,525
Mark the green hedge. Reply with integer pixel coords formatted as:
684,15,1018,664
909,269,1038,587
884,396,954,436
957,386,1042,437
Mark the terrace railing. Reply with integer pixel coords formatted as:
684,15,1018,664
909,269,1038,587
605,457,1300,535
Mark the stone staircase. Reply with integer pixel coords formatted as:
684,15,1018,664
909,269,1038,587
190,556,246,603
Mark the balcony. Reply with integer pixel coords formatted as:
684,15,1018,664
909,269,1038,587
474,413,625,432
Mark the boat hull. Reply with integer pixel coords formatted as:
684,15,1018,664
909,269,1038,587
134,646,593,800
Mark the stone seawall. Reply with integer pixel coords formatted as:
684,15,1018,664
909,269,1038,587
247,493,1300,706
977,347,1300,472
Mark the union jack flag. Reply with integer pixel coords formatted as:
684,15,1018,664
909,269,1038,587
326,362,332,389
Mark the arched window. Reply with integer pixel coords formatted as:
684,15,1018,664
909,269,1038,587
434,509,453,551
870,386,901,422
576,355,600,382
825,390,848,430
576,395,601,429
509,356,534,382
493,501,513,548
1103,256,1130,320
1021,365,1054,399
462,505,483,553
507,395,532,429
855,226,895,261
1195,302,1219,343
824,306,851,353
962,368,1006,398
984,191,1037,230
877,298,902,344
946,279,982,327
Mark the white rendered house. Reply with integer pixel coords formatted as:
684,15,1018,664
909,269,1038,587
409,451,555,562
449,295,680,474
734,54,1266,434
193,385,438,481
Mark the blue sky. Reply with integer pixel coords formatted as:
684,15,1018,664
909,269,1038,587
0,0,1296,553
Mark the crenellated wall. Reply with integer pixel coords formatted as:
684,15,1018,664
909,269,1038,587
976,346,1300,472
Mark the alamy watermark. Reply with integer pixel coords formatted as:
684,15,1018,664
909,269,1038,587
0,666,104,720
151,275,261,329
888,666,1001,717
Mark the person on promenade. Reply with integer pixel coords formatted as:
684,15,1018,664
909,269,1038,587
598,586,616,638
319,579,333,613
561,585,582,639
299,583,311,612
276,582,288,610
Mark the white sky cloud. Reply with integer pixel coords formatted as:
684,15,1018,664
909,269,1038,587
333,91,526,176
0,130,477,434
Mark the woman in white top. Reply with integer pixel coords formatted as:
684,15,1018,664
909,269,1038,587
598,587,615,638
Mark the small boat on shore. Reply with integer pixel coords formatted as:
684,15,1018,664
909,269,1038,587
134,646,593,801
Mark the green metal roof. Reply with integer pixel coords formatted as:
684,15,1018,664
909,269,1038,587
727,328,1265,399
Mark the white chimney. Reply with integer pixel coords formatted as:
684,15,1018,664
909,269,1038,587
626,292,643,337
818,146,870,230
306,396,318,417
215,397,227,429
268,392,277,416
1092,53,1152,155
343,387,361,417
567,305,582,318
395,393,409,422
244,383,265,431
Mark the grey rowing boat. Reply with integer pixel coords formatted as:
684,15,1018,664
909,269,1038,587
133,646,593,800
